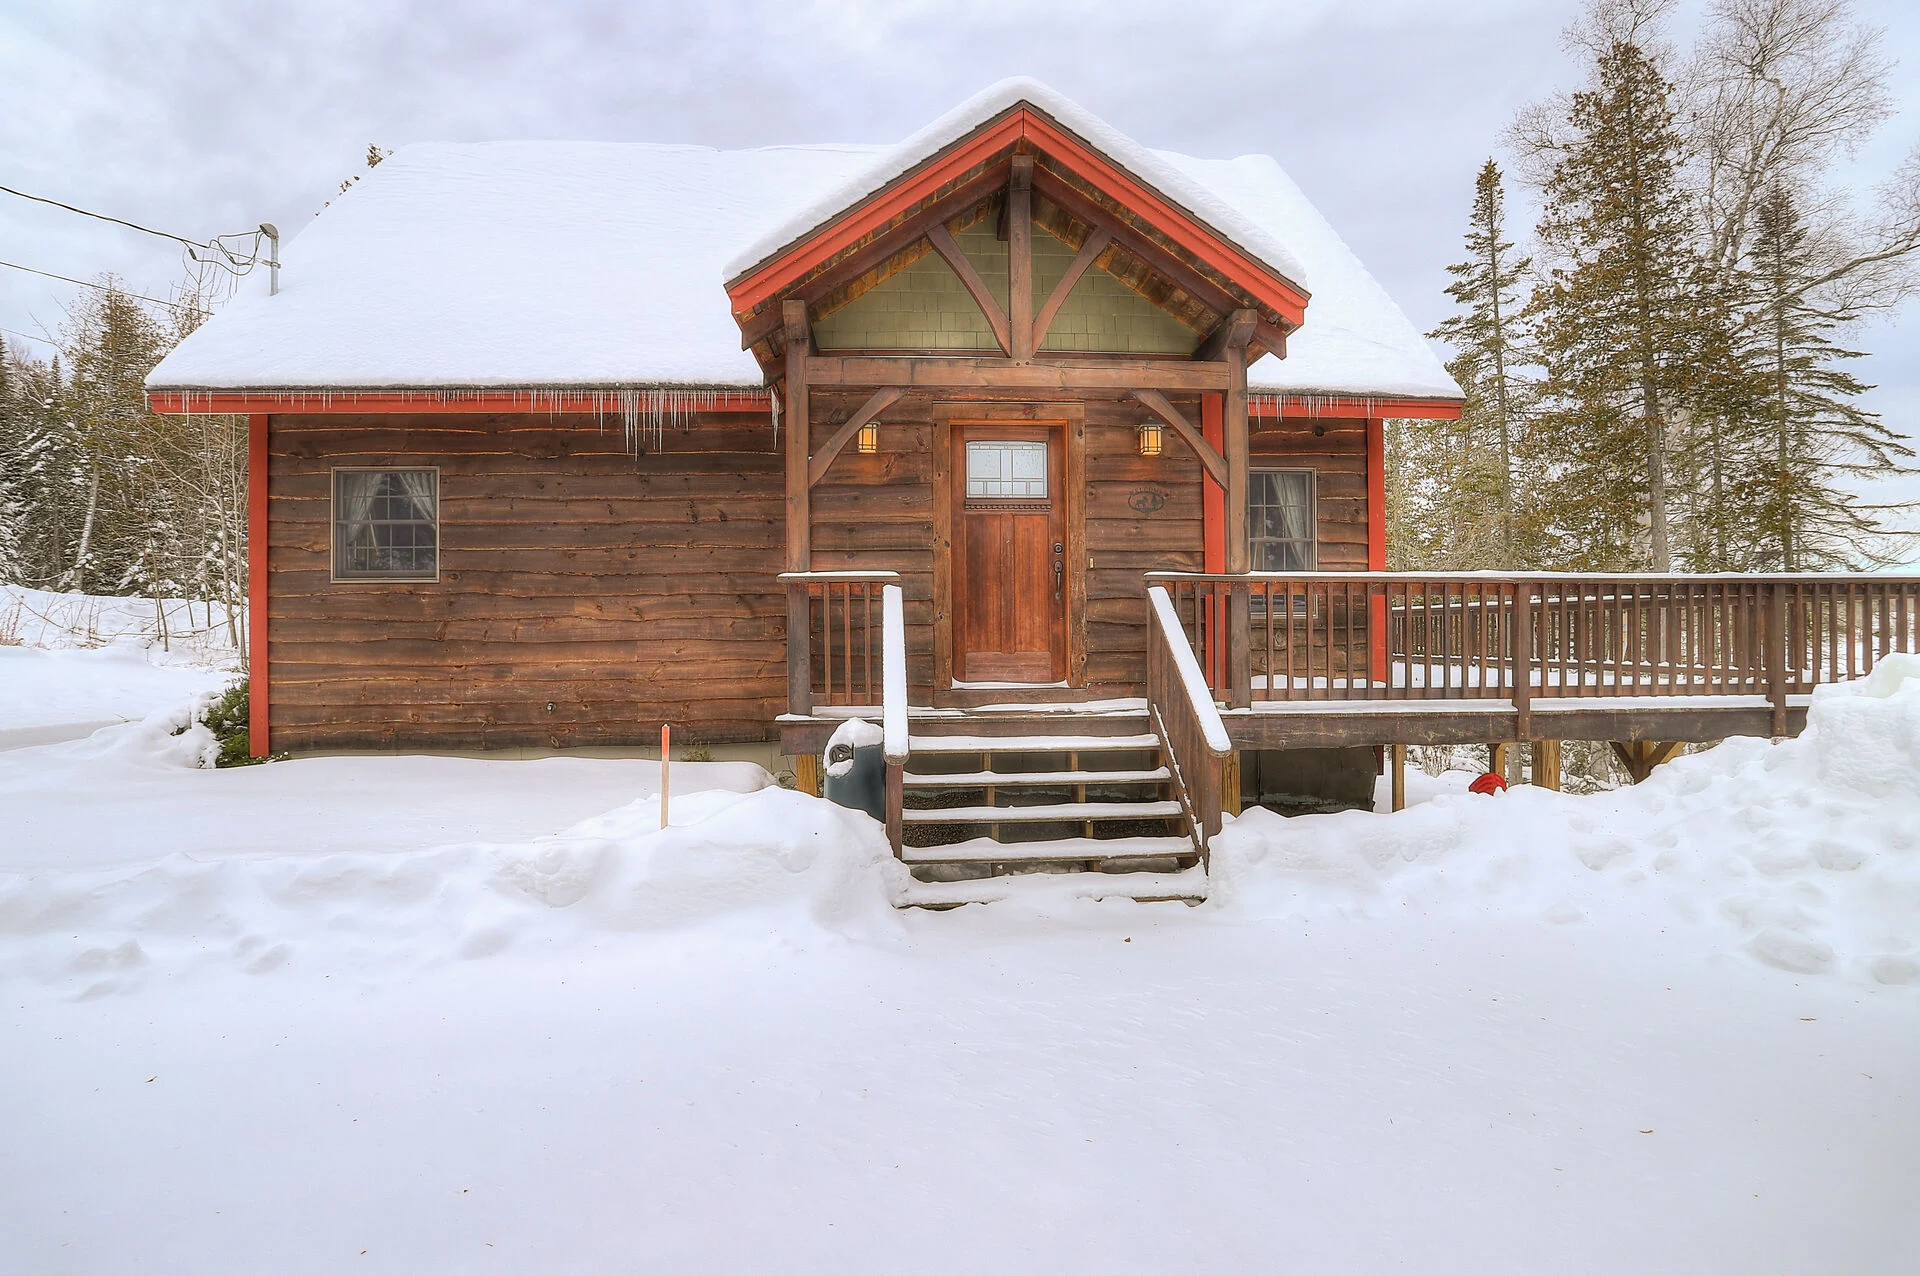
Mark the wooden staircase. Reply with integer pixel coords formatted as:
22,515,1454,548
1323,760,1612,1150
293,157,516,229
891,711,1209,908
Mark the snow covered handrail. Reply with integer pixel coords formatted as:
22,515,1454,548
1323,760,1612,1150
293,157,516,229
881,584,908,766
1146,584,1232,856
781,571,902,716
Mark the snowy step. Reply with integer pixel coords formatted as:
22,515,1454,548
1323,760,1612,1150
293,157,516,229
902,799,1183,824
895,864,1210,908
908,733,1160,754
901,767,1169,788
901,835,1195,865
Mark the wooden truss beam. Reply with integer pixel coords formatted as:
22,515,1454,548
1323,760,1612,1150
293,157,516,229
1008,155,1035,360
806,386,905,486
806,355,1230,392
1032,226,1110,355
927,222,1012,355
1128,388,1226,488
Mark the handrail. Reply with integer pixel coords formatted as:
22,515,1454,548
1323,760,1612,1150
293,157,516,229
1146,570,1920,585
1148,587,1232,754
1145,584,1232,860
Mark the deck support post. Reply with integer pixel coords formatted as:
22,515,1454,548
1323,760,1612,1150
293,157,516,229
885,762,904,854
1532,739,1562,791
1490,741,1510,778
1221,750,1242,817
793,751,822,797
1766,582,1788,737
784,300,812,717
1390,742,1407,812
1513,581,1533,740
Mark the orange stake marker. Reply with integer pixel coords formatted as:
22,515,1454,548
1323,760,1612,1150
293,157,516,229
660,724,670,829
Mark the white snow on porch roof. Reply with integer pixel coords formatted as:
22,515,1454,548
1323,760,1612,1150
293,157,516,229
148,88,1459,402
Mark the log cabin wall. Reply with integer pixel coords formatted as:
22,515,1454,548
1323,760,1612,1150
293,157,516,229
802,393,1367,700
265,411,787,751
1250,414,1369,571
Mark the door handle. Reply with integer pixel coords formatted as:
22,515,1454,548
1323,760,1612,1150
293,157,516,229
1054,559,1063,600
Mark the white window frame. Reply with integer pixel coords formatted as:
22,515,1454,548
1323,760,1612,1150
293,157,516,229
330,466,441,583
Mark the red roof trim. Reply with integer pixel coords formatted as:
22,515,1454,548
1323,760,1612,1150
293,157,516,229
147,390,774,416
725,104,1311,327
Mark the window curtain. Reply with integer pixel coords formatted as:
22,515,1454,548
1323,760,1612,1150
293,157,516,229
391,470,436,521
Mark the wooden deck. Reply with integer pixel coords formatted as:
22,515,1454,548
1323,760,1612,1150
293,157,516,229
779,570,1919,877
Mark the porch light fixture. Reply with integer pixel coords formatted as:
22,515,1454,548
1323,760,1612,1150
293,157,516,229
857,420,880,454
1137,420,1163,457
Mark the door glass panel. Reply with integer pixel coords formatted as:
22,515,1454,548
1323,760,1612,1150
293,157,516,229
965,440,1049,499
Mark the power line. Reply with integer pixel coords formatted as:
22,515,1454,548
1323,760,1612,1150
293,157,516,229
1,181,209,251
0,258,186,310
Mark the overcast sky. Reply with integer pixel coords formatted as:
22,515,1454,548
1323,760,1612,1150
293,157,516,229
2,0,1915,542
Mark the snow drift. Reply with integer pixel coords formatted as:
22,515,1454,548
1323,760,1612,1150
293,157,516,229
3,656,1917,995
1213,653,1920,987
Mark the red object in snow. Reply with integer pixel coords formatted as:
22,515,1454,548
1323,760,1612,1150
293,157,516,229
1468,772,1509,795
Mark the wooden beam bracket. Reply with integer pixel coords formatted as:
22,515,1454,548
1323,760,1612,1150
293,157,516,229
806,386,904,487
1129,389,1227,489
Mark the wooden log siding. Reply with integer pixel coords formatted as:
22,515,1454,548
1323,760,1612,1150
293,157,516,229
266,412,788,750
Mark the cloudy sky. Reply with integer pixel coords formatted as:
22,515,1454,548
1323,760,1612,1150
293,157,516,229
2,0,1915,538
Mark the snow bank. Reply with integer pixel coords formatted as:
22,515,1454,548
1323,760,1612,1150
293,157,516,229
0,586,239,747
1214,653,1920,988
1,583,240,664
0,710,898,995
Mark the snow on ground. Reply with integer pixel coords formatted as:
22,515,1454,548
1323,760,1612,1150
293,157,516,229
0,585,239,749
2,612,1918,1272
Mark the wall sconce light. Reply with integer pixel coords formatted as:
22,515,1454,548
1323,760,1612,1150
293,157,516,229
1137,420,1163,457
857,421,880,454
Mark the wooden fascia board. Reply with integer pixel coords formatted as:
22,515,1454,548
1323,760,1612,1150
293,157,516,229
146,390,775,416
804,354,1231,391
726,103,1311,328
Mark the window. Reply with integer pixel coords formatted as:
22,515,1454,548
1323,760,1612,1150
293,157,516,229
1248,469,1315,572
333,468,438,580
965,440,1049,499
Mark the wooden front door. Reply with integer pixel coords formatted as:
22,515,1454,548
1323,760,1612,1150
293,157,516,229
951,424,1068,683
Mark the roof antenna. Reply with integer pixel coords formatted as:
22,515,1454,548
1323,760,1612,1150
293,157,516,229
259,223,280,295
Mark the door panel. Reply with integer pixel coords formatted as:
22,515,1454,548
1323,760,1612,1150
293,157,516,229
952,426,1067,683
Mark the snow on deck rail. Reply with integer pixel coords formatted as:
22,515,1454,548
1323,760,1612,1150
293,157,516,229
881,584,908,765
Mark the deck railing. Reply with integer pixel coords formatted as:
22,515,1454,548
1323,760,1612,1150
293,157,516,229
779,570,901,717
1145,585,1233,857
1146,572,1920,728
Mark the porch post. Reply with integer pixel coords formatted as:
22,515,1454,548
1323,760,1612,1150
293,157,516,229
784,300,812,716
1223,310,1255,709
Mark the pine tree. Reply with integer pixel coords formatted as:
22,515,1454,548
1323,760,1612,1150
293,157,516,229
1743,182,1912,567
1427,159,1535,567
1529,38,1708,570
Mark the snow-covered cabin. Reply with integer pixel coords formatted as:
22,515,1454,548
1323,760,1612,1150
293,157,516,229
149,79,1461,790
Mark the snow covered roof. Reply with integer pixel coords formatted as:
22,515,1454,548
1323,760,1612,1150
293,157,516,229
726,78,1310,297
148,82,1459,403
